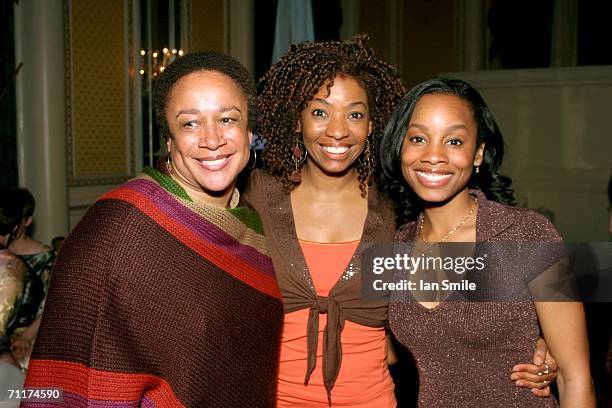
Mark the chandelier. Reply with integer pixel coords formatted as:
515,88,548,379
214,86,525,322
139,47,184,78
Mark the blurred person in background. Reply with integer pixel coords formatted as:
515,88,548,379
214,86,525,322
8,188,55,369
50,236,65,253
0,188,27,404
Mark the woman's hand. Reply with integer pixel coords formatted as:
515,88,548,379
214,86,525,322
10,334,33,362
535,302,595,407
10,316,42,363
510,337,558,397
386,333,398,366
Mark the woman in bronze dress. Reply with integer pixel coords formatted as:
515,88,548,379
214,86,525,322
381,78,595,407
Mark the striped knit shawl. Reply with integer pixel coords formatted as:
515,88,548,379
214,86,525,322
24,168,283,407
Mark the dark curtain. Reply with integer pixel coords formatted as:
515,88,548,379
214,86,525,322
254,0,342,81
0,0,18,188
577,2,612,66
488,0,554,69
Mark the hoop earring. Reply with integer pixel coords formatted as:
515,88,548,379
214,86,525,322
166,154,173,175
247,148,258,170
358,138,373,180
287,134,307,183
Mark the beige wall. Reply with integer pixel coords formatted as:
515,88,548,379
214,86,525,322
449,67,612,241
361,1,611,240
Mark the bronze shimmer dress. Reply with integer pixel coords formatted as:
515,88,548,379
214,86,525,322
390,190,560,407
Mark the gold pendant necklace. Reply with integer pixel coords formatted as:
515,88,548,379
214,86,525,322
419,196,478,244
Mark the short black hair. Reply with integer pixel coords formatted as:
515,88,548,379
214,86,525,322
379,78,515,224
0,188,21,236
152,51,257,141
14,188,35,218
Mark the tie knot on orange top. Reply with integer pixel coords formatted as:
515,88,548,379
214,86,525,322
316,295,328,313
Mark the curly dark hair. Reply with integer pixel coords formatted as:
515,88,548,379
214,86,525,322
152,51,257,142
379,78,516,225
257,34,406,195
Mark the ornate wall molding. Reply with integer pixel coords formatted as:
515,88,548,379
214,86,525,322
64,0,137,186
444,65,612,88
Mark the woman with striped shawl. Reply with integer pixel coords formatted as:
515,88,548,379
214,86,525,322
23,52,283,408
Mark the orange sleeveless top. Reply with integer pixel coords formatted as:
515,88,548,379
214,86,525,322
276,240,396,407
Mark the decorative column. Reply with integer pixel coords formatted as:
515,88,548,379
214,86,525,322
460,0,486,71
340,0,361,39
228,0,254,75
385,0,404,73
14,0,68,244
550,0,578,67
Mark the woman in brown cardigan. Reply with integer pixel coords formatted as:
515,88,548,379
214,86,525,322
244,37,557,406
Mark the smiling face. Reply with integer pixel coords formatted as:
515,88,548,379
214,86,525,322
165,70,252,204
401,93,484,204
299,74,372,177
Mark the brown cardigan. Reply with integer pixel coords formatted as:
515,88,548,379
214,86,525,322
242,169,396,399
